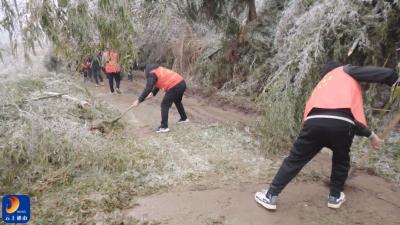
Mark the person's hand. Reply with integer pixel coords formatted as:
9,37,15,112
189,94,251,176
132,99,140,107
369,133,384,150
146,93,154,100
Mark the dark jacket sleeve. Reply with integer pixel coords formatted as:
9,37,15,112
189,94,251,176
152,87,160,96
344,65,398,86
354,120,372,137
138,73,157,102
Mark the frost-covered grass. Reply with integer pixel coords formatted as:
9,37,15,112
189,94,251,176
138,124,270,185
352,117,400,182
0,52,167,224
372,134,400,182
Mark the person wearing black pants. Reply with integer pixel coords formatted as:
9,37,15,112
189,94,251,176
269,117,355,198
106,72,121,93
102,50,122,94
132,64,189,133
92,65,104,86
91,52,104,86
255,61,398,210
160,80,187,129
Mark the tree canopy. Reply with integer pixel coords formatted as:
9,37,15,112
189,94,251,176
1,0,137,66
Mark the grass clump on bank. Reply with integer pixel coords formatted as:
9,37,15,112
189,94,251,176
0,55,166,224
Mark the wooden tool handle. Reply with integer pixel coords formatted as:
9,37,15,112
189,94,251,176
350,112,400,176
379,112,400,139
111,105,135,124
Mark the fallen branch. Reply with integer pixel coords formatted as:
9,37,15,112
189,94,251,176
347,37,360,57
43,91,91,109
30,93,67,101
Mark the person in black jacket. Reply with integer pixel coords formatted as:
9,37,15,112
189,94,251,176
132,64,189,133
91,51,104,86
255,61,398,210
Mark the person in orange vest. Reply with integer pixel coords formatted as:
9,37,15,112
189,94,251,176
81,57,90,82
132,64,189,133
102,50,121,94
255,61,398,210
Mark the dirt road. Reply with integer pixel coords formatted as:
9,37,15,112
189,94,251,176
87,77,400,225
89,77,255,137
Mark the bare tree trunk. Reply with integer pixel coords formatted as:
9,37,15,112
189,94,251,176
8,33,16,56
12,0,23,56
12,0,21,28
247,0,257,23
239,0,257,46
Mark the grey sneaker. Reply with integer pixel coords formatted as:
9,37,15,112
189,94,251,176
156,126,170,133
327,192,346,209
255,190,278,210
116,88,122,94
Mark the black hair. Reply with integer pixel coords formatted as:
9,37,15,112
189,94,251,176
321,61,342,77
137,63,147,71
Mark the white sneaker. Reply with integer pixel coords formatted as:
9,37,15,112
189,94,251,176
255,190,278,210
156,127,170,133
177,118,190,124
327,192,346,209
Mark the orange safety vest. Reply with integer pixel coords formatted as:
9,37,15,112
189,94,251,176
303,66,367,126
81,63,89,71
151,66,184,91
104,51,121,73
